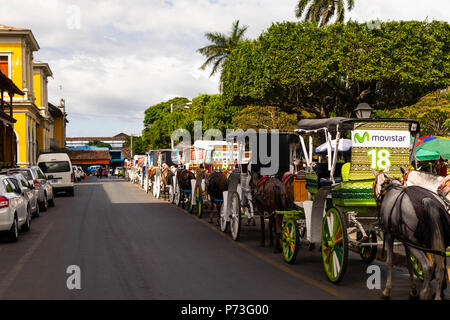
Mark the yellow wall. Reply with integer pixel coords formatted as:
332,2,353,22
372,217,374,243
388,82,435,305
0,42,23,90
14,113,27,165
33,72,41,107
54,117,63,148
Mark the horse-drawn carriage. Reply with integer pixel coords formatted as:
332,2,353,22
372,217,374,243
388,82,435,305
280,118,422,283
220,131,299,243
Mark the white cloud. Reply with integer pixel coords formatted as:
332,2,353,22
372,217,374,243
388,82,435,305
0,0,448,136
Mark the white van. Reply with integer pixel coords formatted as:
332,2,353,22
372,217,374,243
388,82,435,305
37,152,74,196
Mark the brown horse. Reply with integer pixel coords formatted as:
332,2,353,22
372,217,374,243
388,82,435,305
177,169,195,191
249,170,291,252
205,171,228,225
161,165,175,199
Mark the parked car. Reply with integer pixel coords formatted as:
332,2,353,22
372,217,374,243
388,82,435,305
7,167,54,213
38,152,74,196
79,167,86,180
0,175,31,241
7,173,39,217
73,165,82,182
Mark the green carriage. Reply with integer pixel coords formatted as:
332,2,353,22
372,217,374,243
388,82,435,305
281,118,420,283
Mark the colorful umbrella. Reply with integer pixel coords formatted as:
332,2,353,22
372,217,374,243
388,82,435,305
414,136,450,160
315,139,352,154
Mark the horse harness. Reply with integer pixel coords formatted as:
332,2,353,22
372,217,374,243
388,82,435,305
374,171,448,257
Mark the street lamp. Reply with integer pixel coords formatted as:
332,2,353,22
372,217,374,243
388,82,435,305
170,102,192,149
354,103,373,119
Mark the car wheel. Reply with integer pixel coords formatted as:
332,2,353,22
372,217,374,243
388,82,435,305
33,201,40,217
22,207,31,232
68,187,75,197
40,194,48,212
48,194,55,207
8,215,19,242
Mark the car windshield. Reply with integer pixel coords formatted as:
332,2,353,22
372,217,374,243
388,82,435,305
8,169,32,180
39,161,71,173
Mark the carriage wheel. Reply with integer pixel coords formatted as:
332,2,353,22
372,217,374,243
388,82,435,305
357,230,378,264
220,200,229,233
195,185,203,218
282,218,299,264
230,192,241,241
187,192,193,214
409,254,425,281
175,188,181,207
156,181,161,199
169,187,175,204
321,207,348,284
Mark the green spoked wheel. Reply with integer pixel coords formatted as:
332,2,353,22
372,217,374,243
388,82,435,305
187,192,193,214
195,186,203,218
357,230,378,264
409,254,424,281
282,219,299,264
321,207,348,284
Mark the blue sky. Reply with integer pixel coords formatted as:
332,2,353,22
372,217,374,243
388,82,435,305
0,0,448,137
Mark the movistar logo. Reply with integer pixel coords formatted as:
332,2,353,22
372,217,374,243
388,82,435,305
354,132,369,143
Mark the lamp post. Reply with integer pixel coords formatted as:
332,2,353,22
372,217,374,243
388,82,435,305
170,102,192,150
354,103,373,119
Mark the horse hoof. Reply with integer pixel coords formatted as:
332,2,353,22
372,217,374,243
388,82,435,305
409,294,419,300
381,294,391,300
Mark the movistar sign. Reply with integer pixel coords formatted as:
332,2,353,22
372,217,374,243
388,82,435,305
351,130,410,148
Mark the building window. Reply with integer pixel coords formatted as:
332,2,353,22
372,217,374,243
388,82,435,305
0,56,9,77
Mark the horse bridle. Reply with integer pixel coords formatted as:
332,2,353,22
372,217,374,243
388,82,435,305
401,168,413,186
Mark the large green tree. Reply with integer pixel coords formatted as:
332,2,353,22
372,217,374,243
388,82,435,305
374,90,450,137
197,20,248,78
222,21,450,118
142,95,243,150
295,0,355,26
233,105,298,131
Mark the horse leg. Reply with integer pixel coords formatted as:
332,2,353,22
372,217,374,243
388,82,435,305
273,213,283,253
260,216,265,247
404,246,418,299
381,232,394,299
410,248,433,300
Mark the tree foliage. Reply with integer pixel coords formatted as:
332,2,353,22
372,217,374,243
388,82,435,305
233,105,298,131
222,21,450,118
123,135,148,155
87,140,112,149
374,89,450,137
295,0,355,26
197,20,248,78
142,95,243,150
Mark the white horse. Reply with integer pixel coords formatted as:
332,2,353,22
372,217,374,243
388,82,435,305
400,168,450,205
374,170,448,300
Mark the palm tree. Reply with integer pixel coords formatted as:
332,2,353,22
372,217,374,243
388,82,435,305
295,0,355,26
197,20,248,77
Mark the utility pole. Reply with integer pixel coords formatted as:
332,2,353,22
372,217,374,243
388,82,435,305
131,134,133,158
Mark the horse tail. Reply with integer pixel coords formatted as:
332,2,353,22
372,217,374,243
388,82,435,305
422,198,447,250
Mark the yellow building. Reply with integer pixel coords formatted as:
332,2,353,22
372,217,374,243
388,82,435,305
33,61,53,154
0,24,41,166
49,100,68,150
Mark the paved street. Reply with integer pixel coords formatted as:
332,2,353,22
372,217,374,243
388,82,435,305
0,176,447,300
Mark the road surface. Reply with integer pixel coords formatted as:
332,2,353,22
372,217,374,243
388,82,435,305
0,176,446,300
